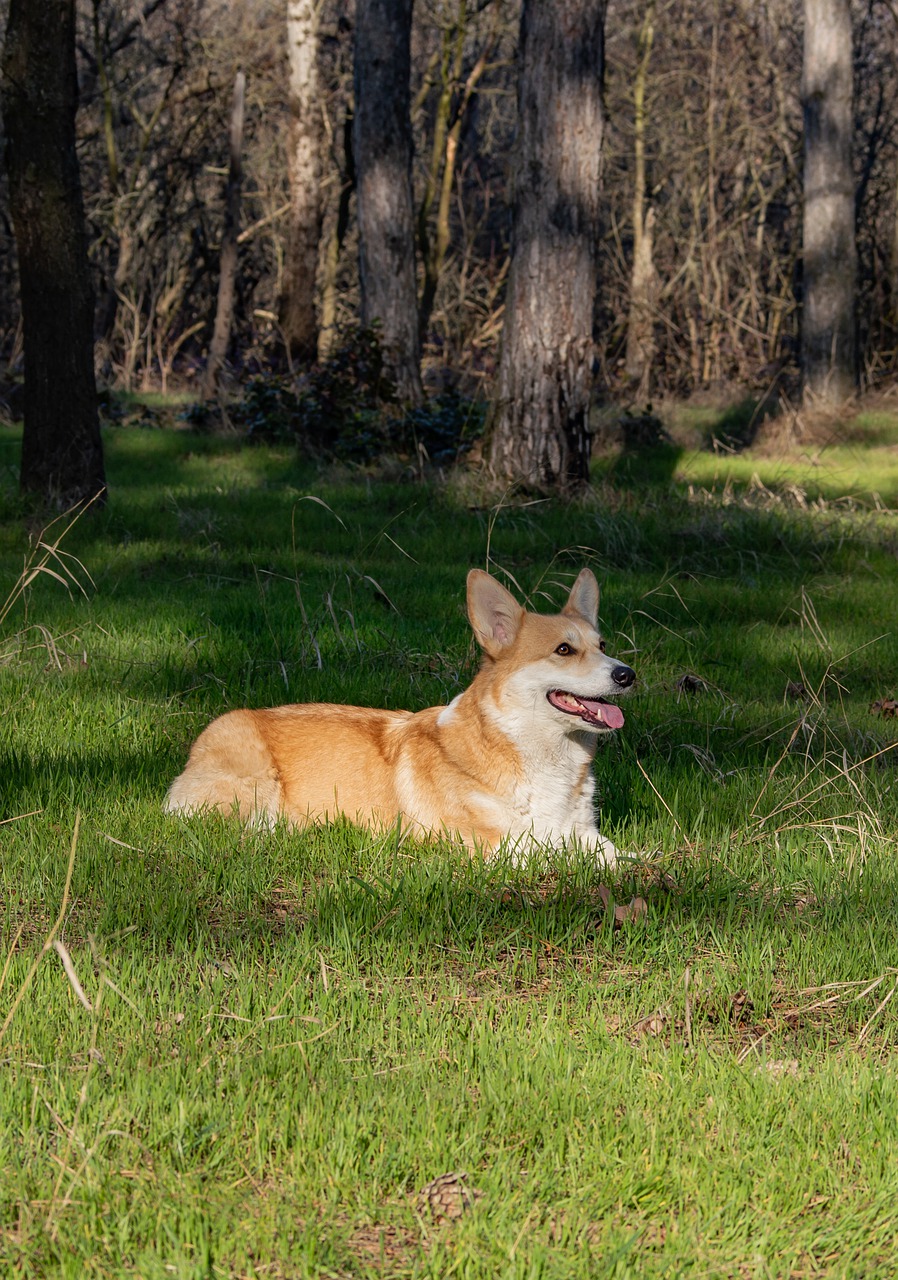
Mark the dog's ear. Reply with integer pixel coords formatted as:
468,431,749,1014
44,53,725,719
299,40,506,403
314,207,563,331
562,568,599,628
467,570,524,656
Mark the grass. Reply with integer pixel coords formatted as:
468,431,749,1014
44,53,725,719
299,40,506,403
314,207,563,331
1,412,898,1277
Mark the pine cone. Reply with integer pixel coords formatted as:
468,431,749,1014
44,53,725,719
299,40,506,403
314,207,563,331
417,1171,482,1222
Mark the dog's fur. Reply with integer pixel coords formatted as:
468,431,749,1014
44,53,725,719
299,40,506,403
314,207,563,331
164,568,635,864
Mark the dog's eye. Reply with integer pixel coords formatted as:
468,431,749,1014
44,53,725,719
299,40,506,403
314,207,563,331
555,643,575,656
599,639,606,654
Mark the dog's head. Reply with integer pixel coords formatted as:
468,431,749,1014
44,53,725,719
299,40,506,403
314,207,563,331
467,568,635,735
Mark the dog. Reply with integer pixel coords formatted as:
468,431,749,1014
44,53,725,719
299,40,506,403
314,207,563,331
164,567,636,864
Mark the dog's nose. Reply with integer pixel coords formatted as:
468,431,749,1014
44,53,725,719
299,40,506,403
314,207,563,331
611,664,636,688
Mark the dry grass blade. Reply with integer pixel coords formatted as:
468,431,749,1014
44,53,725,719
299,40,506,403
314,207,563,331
0,923,26,1003
739,971,898,1062
856,978,898,1046
635,758,685,841
749,713,809,821
751,632,893,825
52,940,93,1012
1,498,99,649
0,809,42,827
755,744,897,832
0,813,81,1047
45,979,107,1239
292,494,347,529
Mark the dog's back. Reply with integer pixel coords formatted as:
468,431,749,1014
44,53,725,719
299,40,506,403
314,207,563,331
164,703,413,828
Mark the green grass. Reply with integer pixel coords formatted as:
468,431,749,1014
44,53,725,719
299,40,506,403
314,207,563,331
1,416,898,1278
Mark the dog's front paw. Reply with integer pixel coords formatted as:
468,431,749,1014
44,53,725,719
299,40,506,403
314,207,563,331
587,836,619,869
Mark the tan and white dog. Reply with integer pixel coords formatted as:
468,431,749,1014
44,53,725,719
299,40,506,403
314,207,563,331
164,568,636,864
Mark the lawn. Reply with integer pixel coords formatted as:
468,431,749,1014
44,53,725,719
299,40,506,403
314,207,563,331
1,413,898,1278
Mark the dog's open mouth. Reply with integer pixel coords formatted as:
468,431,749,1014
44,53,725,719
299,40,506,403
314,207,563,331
547,690,625,730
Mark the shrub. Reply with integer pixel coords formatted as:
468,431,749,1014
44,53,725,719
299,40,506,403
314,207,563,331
238,327,484,464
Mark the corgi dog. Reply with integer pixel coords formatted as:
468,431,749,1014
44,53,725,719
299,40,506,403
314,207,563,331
164,568,636,864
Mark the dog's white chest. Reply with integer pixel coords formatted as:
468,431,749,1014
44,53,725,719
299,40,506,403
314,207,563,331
505,733,598,841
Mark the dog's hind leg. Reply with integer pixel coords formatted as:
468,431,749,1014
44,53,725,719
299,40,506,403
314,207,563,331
163,710,282,824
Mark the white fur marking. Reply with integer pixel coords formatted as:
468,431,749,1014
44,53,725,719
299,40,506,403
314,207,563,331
436,694,462,727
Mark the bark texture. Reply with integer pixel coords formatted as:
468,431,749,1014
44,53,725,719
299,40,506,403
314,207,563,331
279,0,324,365
488,0,607,492
624,0,658,400
801,0,857,403
319,106,355,359
2,0,105,507
354,0,423,405
204,70,246,400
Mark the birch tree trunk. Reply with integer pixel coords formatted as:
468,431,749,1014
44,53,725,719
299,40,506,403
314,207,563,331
354,0,424,405
2,0,105,508
204,70,245,401
487,0,607,492
279,0,324,365
801,0,857,403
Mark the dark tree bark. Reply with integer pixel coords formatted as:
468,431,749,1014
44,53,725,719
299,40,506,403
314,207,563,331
2,0,105,508
319,104,356,359
487,0,607,492
801,0,857,403
354,0,423,406
278,0,324,366
624,0,659,401
204,70,246,401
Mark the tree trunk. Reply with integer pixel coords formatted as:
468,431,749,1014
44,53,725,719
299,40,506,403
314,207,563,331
624,0,658,401
319,107,355,360
487,0,607,492
354,0,423,406
2,0,105,508
279,0,324,366
204,70,246,401
801,0,857,403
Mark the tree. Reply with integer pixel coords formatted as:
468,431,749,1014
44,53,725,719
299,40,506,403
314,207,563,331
2,0,105,507
624,0,658,401
415,4,496,345
203,70,246,401
801,0,857,403
487,0,607,492
279,0,324,365
354,0,424,405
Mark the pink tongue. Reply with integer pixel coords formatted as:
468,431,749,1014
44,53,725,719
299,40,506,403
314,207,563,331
581,699,625,729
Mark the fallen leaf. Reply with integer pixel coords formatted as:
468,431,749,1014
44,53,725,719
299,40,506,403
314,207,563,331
870,698,898,718
596,886,649,928
729,989,754,1023
614,895,648,925
633,1011,669,1037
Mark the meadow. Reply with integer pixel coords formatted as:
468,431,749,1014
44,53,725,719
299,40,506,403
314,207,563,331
1,407,898,1278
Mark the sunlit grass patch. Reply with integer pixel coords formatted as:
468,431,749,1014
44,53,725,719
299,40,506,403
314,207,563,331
1,419,898,1276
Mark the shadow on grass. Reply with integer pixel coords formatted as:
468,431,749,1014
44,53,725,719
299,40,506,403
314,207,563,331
0,743,179,814
48,822,898,1002
699,396,774,453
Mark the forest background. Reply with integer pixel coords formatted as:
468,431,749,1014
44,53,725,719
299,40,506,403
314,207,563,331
0,0,896,504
